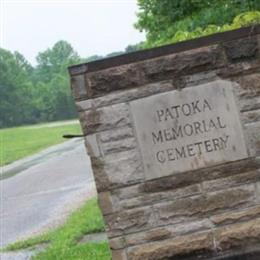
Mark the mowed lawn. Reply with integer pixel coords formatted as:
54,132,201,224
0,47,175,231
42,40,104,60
0,120,82,166
5,198,111,260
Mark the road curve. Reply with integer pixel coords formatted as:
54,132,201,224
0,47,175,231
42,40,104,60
0,139,96,248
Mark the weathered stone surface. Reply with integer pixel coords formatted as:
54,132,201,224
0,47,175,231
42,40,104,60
211,206,260,226
90,157,109,192
113,184,201,211
103,152,144,189
93,81,174,108
76,99,92,111
142,169,201,193
86,64,146,98
202,170,260,192
246,122,260,156
130,80,248,180
223,37,258,61
143,46,225,81
142,158,259,193
239,97,260,116
184,71,218,86
114,184,141,200
79,103,131,134
112,249,127,260
85,134,101,157
85,46,225,98
214,218,260,251
98,191,114,215
109,237,126,250
125,219,213,247
99,128,137,155
255,182,260,203
92,150,144,192
104,206,155,237
242,108,260,124
154,186,254,223
69,63,87,76
217,59,260,79
127,231,214,260
99,127,134,143
233,73,260,100
71,74,87,100
126,228,171,247
101,138,136,155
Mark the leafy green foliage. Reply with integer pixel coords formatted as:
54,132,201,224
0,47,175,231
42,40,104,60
145,11,260,48
135,0,260,47
0,40,143,128
0,41,81,128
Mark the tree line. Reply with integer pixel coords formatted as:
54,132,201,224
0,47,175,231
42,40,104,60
0,0,259,128
0,42,139,128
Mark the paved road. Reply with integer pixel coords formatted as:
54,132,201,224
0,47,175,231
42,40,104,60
0,139,96,248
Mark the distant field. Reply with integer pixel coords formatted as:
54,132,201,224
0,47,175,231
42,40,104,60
0,120,82,166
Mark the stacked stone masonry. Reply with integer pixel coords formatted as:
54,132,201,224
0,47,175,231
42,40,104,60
70,26,260,260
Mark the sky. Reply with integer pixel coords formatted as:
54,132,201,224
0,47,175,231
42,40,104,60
0,0,145,65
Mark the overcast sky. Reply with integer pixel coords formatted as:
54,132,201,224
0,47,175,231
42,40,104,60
0,0,145,65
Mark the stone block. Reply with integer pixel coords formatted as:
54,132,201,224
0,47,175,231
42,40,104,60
76,99,92,111
217,59,260,79
112,249,127,260
125,219,212,247
143,46,225,82
98,127,136,155
245,122,260,156
79,103,131,134
154,186,254,223
85,134,101,157
214,218,260,251
184,71,219,87
211,205,260,226
130,80,248,180
240,97,260,114
223,37,258,62
233,73,260,100
98,191,114,215
113,184,201,211
127,231,214,260
92,150,144,192
70,74,87,100
86,64,146,98
109,237,126,250
99,127,134,143
93,81,174,108
202,170,260,192
104,206,155,237
242,108,260,124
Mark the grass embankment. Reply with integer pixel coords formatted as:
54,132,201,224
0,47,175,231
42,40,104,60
0,120,82,166
5,198,111,260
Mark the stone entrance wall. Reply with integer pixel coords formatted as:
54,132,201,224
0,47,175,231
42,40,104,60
69,26,260,260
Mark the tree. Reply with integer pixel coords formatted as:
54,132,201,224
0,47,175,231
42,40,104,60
0,49,34,127
135,0,260,47
0,40,80,128
35,40,80,83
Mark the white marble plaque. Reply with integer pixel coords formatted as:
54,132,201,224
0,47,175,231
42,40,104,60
130,80,248,180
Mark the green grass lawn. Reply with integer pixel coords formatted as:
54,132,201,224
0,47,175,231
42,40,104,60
5,198,111,260
0,121,82,166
